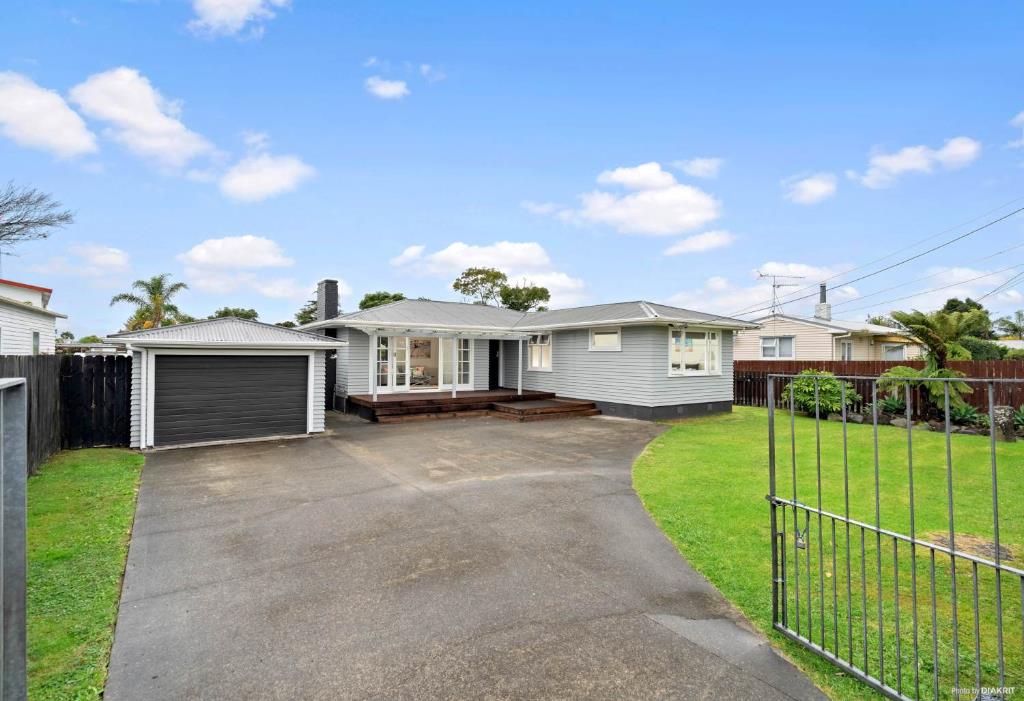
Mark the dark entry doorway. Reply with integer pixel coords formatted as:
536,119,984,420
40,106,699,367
488,340,501,390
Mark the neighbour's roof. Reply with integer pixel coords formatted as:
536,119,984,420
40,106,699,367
754,313,911,337
0,278,54,307
0,294,67,318
108,317,346,348
301,298,757,332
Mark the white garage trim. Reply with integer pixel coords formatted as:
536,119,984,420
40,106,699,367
138,347,321,449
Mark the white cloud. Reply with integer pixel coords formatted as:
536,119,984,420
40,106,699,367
0,72,97,158
219,153,315,201
365,76,410,100
391,240,586,306
178,235,294,269
389,244,425,266
576,182,721,236
596,162,676,190
176,234,333,300
849,136,982,189
30,244,130,278
835,265,1024,315
536,162,722,236
520,200,563,215
364,56,380,68
663,230,735,256
667,262,858,317
1009,111,1024,148
69,67,212,169
188,0,290,37
419,64,446,83
784,172,837,204
672,157,724,179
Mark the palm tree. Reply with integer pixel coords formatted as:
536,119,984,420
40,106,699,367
996,310,1024,340
889,308,989,368
110,274,189,330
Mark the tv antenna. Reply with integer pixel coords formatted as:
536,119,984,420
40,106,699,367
757,271,805,314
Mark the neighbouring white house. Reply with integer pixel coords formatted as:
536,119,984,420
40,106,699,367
0,278,67,354
734,286,921,362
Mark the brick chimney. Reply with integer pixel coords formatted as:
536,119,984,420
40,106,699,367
316,279,340,321
814,283,831,321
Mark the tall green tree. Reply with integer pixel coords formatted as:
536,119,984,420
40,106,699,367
110,274,189,330
452,267,508,305
359,291,405,310
295,299,317,325
996,310,1024,339
209,307,259,320
499,283,550,312
941,297,994,338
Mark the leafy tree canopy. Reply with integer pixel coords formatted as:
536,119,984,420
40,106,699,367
996,310,1024,340
452,267,508,305
276,321,297,328
78,334,103,343
209,307,259,320
865,315,896,327
295,299,317,325
57,330,75,342
890,308,991,368
359,291,405,310
499,283,550,312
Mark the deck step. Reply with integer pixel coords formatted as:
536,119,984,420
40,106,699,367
377,409,491,424
488,408,602,422
489,399,597,416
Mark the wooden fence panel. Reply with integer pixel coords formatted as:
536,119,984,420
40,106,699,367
733,359,1024,415
0,356,61,473
59,355,131,451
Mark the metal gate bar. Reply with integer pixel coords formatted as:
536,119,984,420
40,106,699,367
767,374,1024,701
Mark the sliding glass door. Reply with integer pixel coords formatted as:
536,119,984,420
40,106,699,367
375,336,472,393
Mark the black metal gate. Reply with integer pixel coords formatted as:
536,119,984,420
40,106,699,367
766,374,1023,700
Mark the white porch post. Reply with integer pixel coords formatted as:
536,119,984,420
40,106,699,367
370,331,378,401
451,335,458,398
517,338,523,395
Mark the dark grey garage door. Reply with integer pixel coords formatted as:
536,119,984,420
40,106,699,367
154,355,308,446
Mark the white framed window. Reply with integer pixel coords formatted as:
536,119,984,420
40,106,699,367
840,340,853,361
441,338,472,385
669,328,720,376
528,333,552,371
761,336,794,359
32,331,40,356
589,327,621,352
881,343,906,361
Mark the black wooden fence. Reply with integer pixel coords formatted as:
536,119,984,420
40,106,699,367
0,354,132,473
60,355,131,449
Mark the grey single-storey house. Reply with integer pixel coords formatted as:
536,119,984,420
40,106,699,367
302,280,757,420
110,318,345,448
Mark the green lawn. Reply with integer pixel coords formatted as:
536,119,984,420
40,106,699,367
633,406,1023,701
27,449,144,701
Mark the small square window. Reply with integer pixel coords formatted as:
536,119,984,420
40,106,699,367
589,327,621,351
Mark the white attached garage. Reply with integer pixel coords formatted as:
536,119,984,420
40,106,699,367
110,317,346,449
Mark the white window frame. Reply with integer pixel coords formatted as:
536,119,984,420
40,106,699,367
668,327,721,377
760,336,795,360
881,343,906,361
32,331,40,356
527,333,552,372
839,339,853,361
588,326,621,352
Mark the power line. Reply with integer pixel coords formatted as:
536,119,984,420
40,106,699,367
728,195,1024,316
730,204,1024,319
831,240,1024,309
836,264,1024,314
977,269,1024,302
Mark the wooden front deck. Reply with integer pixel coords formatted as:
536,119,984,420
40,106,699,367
345,389,598,423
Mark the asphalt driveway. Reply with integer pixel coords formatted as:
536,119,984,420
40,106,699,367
106,414,824,700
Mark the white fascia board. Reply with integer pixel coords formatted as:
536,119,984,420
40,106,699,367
117,340,347,350
516,317,759,332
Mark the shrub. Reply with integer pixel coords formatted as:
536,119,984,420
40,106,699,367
949,404,983,426
1014,405,1024,430
877,395,906,415
1006,349,1024,360
878,364,971,412
781,369,861,415
959,336,1006,360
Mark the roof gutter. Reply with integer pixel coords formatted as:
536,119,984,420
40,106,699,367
113,339,347,350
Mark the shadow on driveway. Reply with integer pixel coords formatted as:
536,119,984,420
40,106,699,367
106,414,824,700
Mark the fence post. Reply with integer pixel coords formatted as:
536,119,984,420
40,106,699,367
767,375,779,626
1,379,27,700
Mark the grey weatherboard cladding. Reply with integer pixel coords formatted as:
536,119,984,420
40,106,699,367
153,355,308,446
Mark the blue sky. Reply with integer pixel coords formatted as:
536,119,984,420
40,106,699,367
1,1,1023,336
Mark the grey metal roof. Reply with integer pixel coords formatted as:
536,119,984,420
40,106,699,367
335,299,525,328
754,313,911,336
303,298,756,332
108,317,344,346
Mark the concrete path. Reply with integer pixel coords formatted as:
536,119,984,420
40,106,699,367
106,414,825,700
